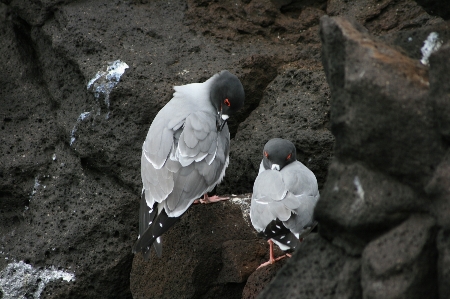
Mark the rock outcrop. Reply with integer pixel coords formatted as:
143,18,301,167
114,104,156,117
257,14,450,299
0,0,449,298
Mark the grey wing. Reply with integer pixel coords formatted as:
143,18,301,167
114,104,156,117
142,107,185,170
250,161,320,236
163,111,230,217
140,105,228,217
138,106,185,251
281,193,318,235
141,103,186,207
281,161,320,235
250,169,292,232
137,110,229,256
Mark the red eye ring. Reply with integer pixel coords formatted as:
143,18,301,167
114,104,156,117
224,98,231,107
286,153,292,160
264,151,269,158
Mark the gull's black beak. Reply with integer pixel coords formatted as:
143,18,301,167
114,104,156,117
219,118,227,131
217,107,227,132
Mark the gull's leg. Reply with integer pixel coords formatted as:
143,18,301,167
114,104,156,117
194,193,230,204
257,240,289,269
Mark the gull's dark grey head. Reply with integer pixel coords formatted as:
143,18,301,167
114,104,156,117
210,70,245,123
262,138,297,171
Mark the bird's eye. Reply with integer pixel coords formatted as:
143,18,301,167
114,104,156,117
264,151,269,158
224,98,231,107
286,153,292,160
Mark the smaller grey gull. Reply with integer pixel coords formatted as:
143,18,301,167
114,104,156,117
250,138,319,268
132,70,245,259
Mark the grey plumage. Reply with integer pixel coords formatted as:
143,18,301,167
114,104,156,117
133,70,244,259
250,138,319,252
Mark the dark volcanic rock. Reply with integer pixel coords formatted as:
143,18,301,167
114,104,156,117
217,239,268,284
436,229,450,299
429,42,450,143
261,12,449,299
361,215,438,299
185,0,327,45
220,67,334,195
242,258,287,299
317,160,424,255
413,0,450,20
427,151,450,228
315,14,446,299
257,234,361,299
2,0,450,298
0,0,333,296
130,197,258,299
426,43,450,299
379,22,450,62
320,15,445,189
327,0,443,35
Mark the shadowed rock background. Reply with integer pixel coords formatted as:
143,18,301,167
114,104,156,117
0,0,449,298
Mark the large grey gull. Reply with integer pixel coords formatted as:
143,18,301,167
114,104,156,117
132,70,245,259
250,138,319,268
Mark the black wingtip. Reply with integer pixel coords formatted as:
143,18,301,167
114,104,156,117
260,218,291,239
273,233,301,251
133,192,168,260
153,239,162,258
132,236,156,260
132,205,181,260
132,237,145,255
143,246,152,260
259,218,306,251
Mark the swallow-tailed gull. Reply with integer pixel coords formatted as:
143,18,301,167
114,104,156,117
132,70,245,259
250,138,319,268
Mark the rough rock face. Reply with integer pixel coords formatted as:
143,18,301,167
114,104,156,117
361,215,437,299
130,195,264,299
225,68,334,195
1,0,449,299
0,0,330,297
327,0,442,35
257,234,361,299
259,14,449,299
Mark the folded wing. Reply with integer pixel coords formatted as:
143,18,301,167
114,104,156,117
250,161,319,244
134,110,230,258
